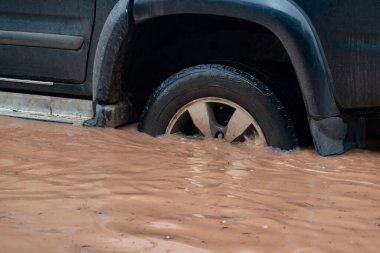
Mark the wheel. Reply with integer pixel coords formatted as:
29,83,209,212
138,64,298,150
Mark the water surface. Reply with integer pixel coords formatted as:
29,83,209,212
0,116,379,253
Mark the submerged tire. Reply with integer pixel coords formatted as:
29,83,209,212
138,64,298,150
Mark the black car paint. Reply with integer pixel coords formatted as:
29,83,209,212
294,0,380,109
0,0,120,97
0,0,377,155
0,0,95,84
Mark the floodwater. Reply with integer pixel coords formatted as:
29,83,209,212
0,116,379,253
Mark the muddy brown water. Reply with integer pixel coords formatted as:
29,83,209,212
0,116,379,253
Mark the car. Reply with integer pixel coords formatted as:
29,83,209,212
0,0,377,156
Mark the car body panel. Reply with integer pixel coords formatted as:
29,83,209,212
0,0,95,84
294,0,380,109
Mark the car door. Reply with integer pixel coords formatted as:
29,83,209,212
294,0,380,109
0,0,95,85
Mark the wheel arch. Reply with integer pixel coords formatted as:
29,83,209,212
92,0,132,105
133,0,340,118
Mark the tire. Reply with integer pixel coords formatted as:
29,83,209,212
138,64,298,150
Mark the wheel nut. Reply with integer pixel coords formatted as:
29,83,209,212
216,132,224,139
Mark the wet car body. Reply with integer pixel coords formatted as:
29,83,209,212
0,0,379,156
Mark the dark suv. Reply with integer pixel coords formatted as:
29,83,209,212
1,0,378,156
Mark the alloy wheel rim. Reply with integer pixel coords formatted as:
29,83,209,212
165,97,267,145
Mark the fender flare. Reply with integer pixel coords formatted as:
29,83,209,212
93,0,131,104
133,0,340,118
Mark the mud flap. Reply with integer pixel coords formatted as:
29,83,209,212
84,101,134,128
309,117,366,156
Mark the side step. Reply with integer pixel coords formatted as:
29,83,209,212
0,91,94,124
